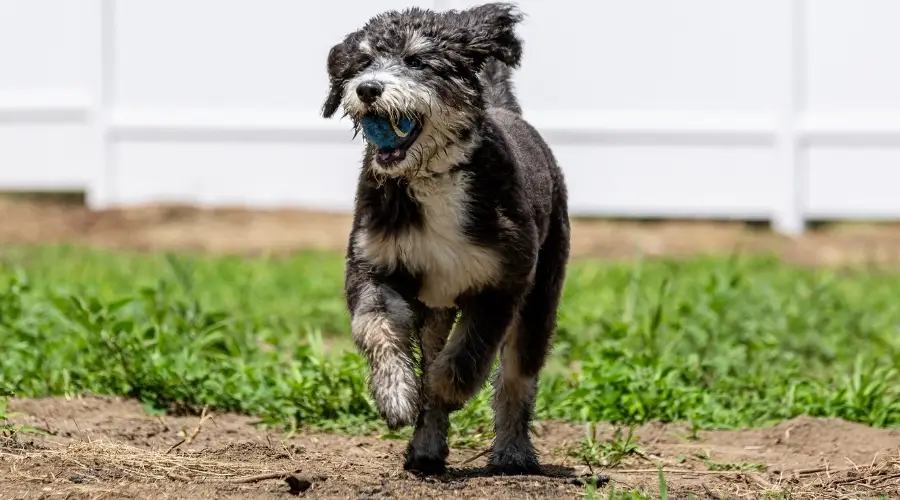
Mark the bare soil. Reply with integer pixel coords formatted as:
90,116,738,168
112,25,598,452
4,195,900,265
3,396,900,499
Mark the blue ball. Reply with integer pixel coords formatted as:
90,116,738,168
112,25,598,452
361,115,416,150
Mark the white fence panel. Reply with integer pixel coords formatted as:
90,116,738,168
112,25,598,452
0,0,899,234
0,1,96,191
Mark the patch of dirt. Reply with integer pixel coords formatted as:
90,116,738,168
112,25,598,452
5,196,900,265
3,397,900,499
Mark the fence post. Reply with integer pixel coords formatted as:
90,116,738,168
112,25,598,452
85,0,115,210
772,0,806,236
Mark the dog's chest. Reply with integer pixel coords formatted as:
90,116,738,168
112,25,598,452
357,175,502,308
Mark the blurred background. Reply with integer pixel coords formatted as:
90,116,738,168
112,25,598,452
2,0,900,263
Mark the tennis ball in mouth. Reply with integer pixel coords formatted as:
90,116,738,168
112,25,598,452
361,115,416,150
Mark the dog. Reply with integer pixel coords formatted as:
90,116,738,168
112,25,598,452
321,2,570,476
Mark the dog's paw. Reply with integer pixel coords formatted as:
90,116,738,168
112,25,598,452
375,392,418,430
404,446,448,476
369,363,420,429
489,448,543,476
382,410,416,431
371,380,419,430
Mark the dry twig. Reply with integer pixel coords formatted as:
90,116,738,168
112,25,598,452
459,448,491,466
229,471,295,484
165,406,211,454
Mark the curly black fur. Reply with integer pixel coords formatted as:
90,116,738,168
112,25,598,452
321,2,570,476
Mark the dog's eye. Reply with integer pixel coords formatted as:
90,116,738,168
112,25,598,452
404,56,424,69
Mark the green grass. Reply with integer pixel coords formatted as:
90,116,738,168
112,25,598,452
1,393,45,438
581,467,669,500
570,423,643,468
583,481,653,500
3,244,900,436
0,397,9,429
699,451,767,472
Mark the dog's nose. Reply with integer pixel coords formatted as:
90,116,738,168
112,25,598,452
356,80,383,104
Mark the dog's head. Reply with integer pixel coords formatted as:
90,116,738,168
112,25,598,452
322,3,523,177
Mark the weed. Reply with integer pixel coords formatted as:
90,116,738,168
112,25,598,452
0,397,9,433
658,465,669,500
582,477,598,500
0,395,45,439
699,451,767,472
571,423,642,467
587,468,666,500
583,482,652,500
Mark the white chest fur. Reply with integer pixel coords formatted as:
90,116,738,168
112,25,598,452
356,173,502,309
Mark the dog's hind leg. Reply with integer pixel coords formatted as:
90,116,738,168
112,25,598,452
490,210,570,475
404,307,457,475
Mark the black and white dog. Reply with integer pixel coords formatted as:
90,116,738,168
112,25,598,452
321,2,570,476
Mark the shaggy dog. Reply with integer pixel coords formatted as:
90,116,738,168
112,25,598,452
321,2,570,476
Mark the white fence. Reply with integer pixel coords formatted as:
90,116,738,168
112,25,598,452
1,0,899,235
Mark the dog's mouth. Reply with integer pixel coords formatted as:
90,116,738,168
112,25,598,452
360,113,423,167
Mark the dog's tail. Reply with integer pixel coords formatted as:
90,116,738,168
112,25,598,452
479,58,522,115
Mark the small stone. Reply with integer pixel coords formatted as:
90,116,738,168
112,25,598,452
284,475,313,495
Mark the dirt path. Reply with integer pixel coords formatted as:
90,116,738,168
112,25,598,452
5,196,900,265
3,396,900,499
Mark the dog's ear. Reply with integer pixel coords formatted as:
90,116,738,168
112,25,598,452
322,40,350,119
458,2,524,68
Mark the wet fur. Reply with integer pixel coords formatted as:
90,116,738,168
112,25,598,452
322,2,570,476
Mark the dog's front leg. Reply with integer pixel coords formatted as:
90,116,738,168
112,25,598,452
348,279,419,430
426,288,521,410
